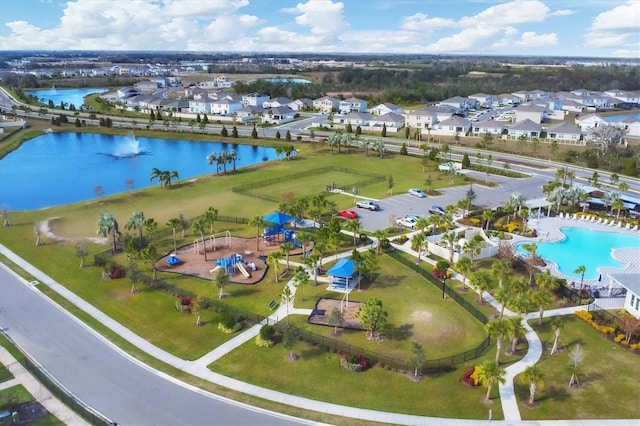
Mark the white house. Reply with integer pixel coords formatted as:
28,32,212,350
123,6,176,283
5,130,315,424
337,112,373,126
313,96,340,113
495,93,521,106
189,99,212,114
561,99,586,113
404,105,456,131
507,119,542,139
369,112,405,130
468,93,494,108
242,93,270,107
288,98,313,111
515,104,546,123
261,106,296,125
431,116,471,137
134,80,159,93
369,102,402,116
263,97,293,108
575,113,608,130
338,97,368,114
609,274,640,318
546,122,583,145
471,120,506,136
211,97,243,115
234,105,261,121
620,117,640,139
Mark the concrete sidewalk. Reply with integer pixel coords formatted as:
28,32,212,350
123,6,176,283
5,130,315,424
0,347,90,426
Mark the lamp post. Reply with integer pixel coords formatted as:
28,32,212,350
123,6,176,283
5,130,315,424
442,278,446,299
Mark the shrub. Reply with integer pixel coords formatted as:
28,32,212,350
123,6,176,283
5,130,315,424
398,235,408,243
255,334,274,348
218,311,242,334
259,324,275,341
631,342,640,350
340,353,369,372
469,218,481,227
436,260,450,271
461,366,481,386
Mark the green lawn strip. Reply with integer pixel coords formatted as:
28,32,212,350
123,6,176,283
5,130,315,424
515,316,640,420
0,364,12,383
0,384,64,426
209,338,505,420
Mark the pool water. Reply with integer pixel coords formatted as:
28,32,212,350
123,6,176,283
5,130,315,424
516,227,640,280
26,88,108,109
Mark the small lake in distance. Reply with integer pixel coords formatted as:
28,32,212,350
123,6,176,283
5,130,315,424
25,87,108,108
0,132,277,210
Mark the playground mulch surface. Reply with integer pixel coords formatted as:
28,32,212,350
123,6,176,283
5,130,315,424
155,236,309,284
308,297,365,330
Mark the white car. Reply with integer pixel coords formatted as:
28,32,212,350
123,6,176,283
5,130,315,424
408,188,426,198
396,216,418,229
356,200,380,211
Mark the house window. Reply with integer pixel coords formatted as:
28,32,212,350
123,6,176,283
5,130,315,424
636,296,639,311
632,294,636,307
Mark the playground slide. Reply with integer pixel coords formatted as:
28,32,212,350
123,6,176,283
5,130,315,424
209,265,221,274
237,262,251,278
293,238,303,248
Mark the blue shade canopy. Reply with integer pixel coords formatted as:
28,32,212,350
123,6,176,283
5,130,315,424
327,258,355,278
262,211,295,225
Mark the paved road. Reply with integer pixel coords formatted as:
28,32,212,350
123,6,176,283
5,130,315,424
0,265,306,426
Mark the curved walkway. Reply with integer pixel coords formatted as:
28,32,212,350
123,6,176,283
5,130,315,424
0,240,632,425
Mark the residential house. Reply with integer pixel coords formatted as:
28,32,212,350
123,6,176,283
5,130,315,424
404,105,456,131
369,112,405,131
575,113,608,130
512,90,533,102
117,87,141,99
189,98,212,114
287,98,313,111
337,112,373,126
495,93,521,106
134,80,159,93
263,97,293,109
546,122,583,145
313,96,340,113
507,119,542,139
620,117,640,139
438,96,474,113
468,93,493,108
242,93,270,107
515,104,546,124
431,116,471,137
147,97,175,113
370,102,402,115
608,274,640,319
338,97,368,114
471,120,506,136
234,105,261,122
261,106,296,125
560,99,586,113
211,96,243,115
124,94,154,111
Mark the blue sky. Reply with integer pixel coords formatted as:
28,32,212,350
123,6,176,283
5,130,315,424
0,0,638,57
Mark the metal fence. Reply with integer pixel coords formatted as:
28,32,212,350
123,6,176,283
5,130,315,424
0,330,115,425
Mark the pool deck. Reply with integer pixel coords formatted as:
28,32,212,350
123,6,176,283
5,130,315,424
514,216,640,292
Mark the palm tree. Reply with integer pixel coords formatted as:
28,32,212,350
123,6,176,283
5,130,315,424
167,170,179,187
506,316,525,355
166,217,181,253
486,318,510,363
125,211,146,248
227,150,238,172
204,206,218,235
215,267,229,299
510,192,526,220
280,241,295,271
293,265,309,301
304,252,321,285
462,237,482,266
207,152,220,175
97,212,119,253
493,282,512,318
481,209,493,230
344,218,362,246
521,365,544,405
150,167,164,187
478,360,506,403
248,216,265,251
471,270,493,304
550,316,565,355
415,217,429,234
191,218,208,261
267,251,283,282
573,265,586,290
455,256,473,289
411,232,427,261
491,259,511,288
612,198,624,221
372,229,386,255
530,288,553,325
502,200,515,226
441,231,457,262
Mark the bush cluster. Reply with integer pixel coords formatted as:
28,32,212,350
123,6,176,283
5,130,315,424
461,366,481,386
340,353,369,372
575,310,616,335
218,311,242,334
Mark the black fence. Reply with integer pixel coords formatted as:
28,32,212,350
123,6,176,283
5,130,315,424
0,330,115,425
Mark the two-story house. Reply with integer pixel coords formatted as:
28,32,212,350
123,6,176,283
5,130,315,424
338,97,368,114
313,96,341,113
369,102,402,116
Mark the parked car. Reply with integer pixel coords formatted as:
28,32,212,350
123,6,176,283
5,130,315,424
356,200,380,211
408,188,426,198
429,205,446,215
337,209,359,219
395,216,417,229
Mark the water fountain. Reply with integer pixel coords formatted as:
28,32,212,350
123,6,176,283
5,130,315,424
112,132,148,158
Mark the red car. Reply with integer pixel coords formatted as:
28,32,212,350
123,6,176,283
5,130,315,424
337,209,359,219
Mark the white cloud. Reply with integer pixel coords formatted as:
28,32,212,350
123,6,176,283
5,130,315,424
513,31,558,47
550,9,573,17
459,0,551,27
585,1,640,50
284,0,350,39
401,13,458,31
426,26,501,53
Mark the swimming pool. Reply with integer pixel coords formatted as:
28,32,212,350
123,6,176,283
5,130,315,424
515,227,640,280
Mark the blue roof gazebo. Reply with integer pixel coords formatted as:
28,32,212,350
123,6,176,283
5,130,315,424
326,258,359,311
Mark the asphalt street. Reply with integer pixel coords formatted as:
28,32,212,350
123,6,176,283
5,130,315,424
0,265,306,426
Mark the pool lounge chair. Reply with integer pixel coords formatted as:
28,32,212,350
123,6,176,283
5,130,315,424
572,213,578,220
632,225,639,231
625,223,631,230
597,218,602,224
617,221,623,228
591,216,597,222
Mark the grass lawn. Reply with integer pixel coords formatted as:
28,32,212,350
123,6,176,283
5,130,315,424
0,385,64,426
209,339,505,420
0,363,12,383
515,316,640,420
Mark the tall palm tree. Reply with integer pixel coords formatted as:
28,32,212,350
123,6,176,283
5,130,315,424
471,270,494,304
411,232,427,261
462,237,482,266
167,170,179,187
280,241,295,271
491,259,511,288
166,217,181,253
248,216,266,251
227,150,238,172
293,265,309,301
481,209,493,230
510,192,526,219
441,231,457,262
204,206,218,235
530,288,553,325
521,365,544,405
455,256,473,289
485,318,510,363
372,229,386,255
506,316,525,355
344,218,362,246
267,251,283,282
207,152,220,175
191,218,208,261
415,217,429,234
612,198,624,221
478,360,506,403
573,265,586,290
125,211,145,248
97,212,119,253
150,167,164,187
